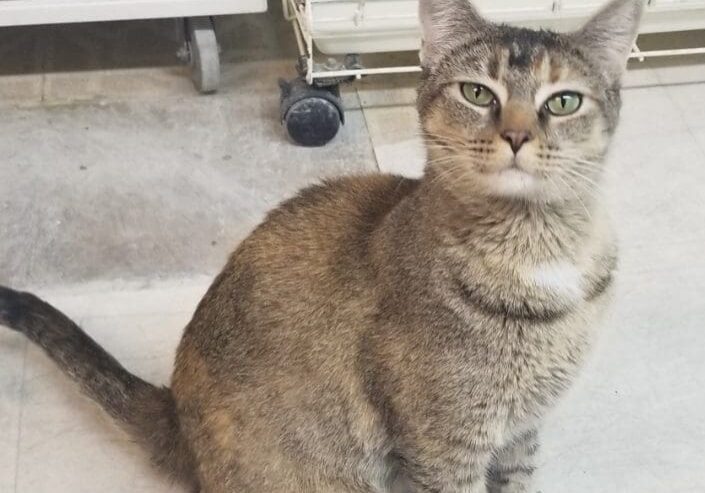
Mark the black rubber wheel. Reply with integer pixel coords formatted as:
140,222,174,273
285,97,341,147
280,78,344,147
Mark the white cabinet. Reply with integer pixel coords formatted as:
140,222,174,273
559,0,605,13
301,0,705,54
473,0,554,18
651,0,705,5
0,0,267,27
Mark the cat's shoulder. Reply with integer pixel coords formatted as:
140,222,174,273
270,173,420,222
233,174,420,259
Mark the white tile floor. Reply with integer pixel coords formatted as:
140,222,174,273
6,281,210,493
1,9,705,493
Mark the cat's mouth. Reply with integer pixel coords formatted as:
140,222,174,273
497,166,535,181
484,163,540,198
507,159,526,172
482,157,534,177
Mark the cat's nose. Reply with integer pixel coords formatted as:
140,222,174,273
501,130,532,154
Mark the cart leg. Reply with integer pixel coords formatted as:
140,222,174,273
180,16,220,94
279,77,344,147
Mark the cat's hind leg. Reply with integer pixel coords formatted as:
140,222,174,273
184,412,384,493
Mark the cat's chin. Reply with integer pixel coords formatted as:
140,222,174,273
484,167,542,201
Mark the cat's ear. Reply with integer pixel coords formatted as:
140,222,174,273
572,0,645,81
419,0,487,66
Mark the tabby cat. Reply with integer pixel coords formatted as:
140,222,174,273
0,0,643,491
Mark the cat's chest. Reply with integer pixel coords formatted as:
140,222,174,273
496,316,591,405
521,260,585,302
486,284,604,423
457,259,602,414
454,255,594,327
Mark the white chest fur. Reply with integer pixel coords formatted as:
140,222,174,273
524,260,585,301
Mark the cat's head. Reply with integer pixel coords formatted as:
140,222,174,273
417,0,644,203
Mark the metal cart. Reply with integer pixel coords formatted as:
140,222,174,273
0,0,268,93
280,0,705,146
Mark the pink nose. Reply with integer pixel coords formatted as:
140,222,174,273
501,130,532,154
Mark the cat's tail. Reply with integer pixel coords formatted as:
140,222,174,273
0,285,197,490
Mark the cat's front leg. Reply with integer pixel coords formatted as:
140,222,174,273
406,457,491,493
486,428,539,493
396,433,495,493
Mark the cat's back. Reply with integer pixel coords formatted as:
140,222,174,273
236,172,419,297
173,173,418,395
255,173,418,267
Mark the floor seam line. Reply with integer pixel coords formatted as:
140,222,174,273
356,88,382,173
13,340,29,493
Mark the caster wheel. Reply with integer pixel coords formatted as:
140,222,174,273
279,78,344,147
184,17,220,94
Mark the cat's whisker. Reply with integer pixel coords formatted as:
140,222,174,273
558,171,600,196
425,152,487,168
422,136,477,149
541,152,615,181
546,153,605,170
426,158,489,187
425,155,466,168
561,167,602,191
427,160,472,181
422,133,495,152
554,173,593,220
425,144,492,158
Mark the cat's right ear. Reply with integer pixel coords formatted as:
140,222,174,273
419,0,487,67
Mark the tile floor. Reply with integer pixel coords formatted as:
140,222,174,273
1,4,705,492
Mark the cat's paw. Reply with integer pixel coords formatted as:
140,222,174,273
487,479,535,493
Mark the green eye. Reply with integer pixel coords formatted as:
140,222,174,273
461,83,496,107
545,92,583,116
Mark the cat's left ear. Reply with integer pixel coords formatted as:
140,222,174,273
572,0,645,81
419,0,487,67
